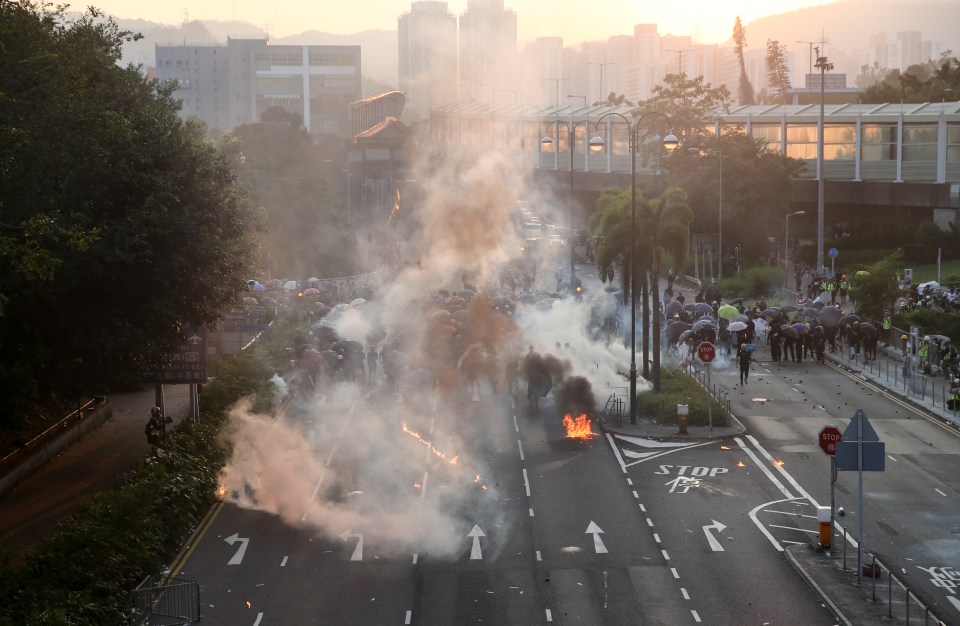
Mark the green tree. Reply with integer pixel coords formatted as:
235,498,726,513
859,54,960,103
765,39,792,104
0,2,260,419
848,251,903,320
733,17,755,105
663,133,804,267
638,74,732,162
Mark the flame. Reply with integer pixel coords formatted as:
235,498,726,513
413,483,422,489
216,483,227,499
246,601,252,609
774,459,785,467
401,421,460,464
720,445,732,450
737,461,746,468
563,413,595,440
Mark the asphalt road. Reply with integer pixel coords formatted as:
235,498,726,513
177,376,848,625
697,346,960,624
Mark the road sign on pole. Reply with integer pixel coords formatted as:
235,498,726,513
697,342,716,363
818,425,842,456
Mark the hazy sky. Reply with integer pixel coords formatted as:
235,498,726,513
90,0,839,46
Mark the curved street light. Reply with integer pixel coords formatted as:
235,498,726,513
589,111,678,424
541,117,591,291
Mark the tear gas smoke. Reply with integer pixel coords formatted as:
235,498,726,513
218,150,658,560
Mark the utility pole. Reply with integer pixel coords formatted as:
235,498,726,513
666,49,693,75
815,47,833,276
589,62,614,104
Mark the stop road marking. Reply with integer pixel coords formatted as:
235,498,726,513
654,465,728,477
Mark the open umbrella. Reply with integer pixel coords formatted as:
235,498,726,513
242,296,258,305
350,298,367,306
759,308,780,320
459,289,476,299
779,324,799,339
717,304,739,320
779,305,797,314
694,302,714,315
855,270,871,276
728,321,748,332
792,322,811,334
800,307,821,319
251,282,267,292
684,303,697,312
677,329,695,345
693,318,718,332
817,306,843,327
283,280,298,291
303,287,320,296
665,300,683,317
859,323,878,338
666,321,692,343
839,314,860,326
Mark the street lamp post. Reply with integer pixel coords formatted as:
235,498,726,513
785,210,806,289
541,116,590,289
588,112,678,424
815,47,833,276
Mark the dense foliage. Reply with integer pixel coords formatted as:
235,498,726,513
848,251,904,321
0,2,261,421
858,55,960,103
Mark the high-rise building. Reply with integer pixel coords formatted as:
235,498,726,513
521,37,564,107
156,39,361,137
459,0,518,104
398,1,458,122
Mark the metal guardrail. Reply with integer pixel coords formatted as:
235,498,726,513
0,397,104,478
128,575,200,625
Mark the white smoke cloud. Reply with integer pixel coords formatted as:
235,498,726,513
218,149,665,560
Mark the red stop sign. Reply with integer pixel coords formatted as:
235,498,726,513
818,426,842,456
697,342,716,363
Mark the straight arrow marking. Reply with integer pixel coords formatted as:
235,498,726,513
467,524,485,559
703,520,726,552
224,533,250,565
338,529,364,561
586,521,608,554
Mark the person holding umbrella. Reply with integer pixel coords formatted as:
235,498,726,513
737,343,753,385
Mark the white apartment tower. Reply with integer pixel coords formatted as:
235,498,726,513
459,0,518,104
398,1,458,122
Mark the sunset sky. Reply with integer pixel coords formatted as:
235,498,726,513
87,0,844,46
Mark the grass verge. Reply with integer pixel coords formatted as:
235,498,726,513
636,366,730,428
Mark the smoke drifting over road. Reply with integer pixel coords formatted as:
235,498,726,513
217,151,644,559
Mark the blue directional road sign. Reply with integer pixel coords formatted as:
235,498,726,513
828,247,839,259
836,409,885,471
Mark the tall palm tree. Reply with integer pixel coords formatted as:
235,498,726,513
637,187,693,392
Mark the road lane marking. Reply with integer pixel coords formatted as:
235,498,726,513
768,524,818,534
888,455,897,461
513,415,519,432
421,471,429,498
604,433,628,473
468,525,485,559
546,609,553,622
529,508,534,517
735,437,794,499
653,533,661,543
639,504,646,512
626,478,633,486
935,488,947,497
661,549,670,560
681,588,690,600
766,510,817,519
412,553,418,564
253,613,263,626
523,469,531,497
748,497,798,551
586,521,608,554
517,439,525,461
280,556,288,567
632,491,639,499
692,609,702,622
703,520,726,551
747,435,815,502
646,518,654,527
536,550,542,561
405,610,412,624
671,567,679,578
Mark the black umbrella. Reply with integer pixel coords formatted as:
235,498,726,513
779,305,798,314
666,321,692,343
665,300,683,316
839,314,860,327
779,324,799,339
811,300,825,310
800,307,821,319
816,306,842,326
759,308,780,320
859,323,878,338
693,318,718,332
694,302,714,315
684,303,697,312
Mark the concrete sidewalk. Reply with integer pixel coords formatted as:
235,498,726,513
0,385,190,558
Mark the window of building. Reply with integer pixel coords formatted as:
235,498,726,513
751,124,781,152
823,124,856,160
785,124,817,159
948,124,960,163
861,123,897,161
902,123,937,161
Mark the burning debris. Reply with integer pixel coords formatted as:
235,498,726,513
563,413,596,440
401,421,460,464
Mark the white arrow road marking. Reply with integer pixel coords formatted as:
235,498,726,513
224,533,249,565
338,529,364,561
467,525,485,560
586,521,608,554
703,520,726,552
948,595,960,613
